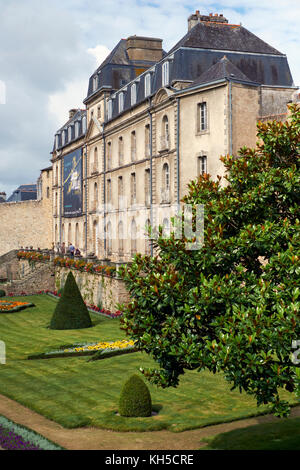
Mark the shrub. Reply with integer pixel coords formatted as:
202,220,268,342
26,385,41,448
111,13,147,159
49,271,92,330
119,374,152,417
0,290,5,298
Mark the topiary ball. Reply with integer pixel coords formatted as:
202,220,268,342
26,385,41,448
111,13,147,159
119,374,152,417
0,290,5,297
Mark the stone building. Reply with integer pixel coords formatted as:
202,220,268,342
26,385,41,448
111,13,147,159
1,10,297,260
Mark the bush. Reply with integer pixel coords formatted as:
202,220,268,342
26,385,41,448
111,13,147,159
119,374,152,417
0,290,5,298
49,271,92,330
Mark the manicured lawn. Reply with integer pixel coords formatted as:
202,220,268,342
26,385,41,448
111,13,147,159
201,417,300,450
0,294,297,432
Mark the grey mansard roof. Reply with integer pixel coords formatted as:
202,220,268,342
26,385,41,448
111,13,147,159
191,56,257,86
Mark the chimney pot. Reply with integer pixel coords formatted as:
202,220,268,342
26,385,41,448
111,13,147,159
209,13,213,16
195,10,199,14
69,109,77,119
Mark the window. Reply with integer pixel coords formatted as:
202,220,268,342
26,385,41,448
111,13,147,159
131,218,137,255
118,92,124,113
97,105,101,119
118,221,124,256
107,142,112,169
145,219,151,255
118,176,123,209
107,99,112,120
61,130,66,146
93,147,98,173
55,166,58,186
106,179,112,204
161,115,169,149
75,223,79,248
93,182,98,210
93,75,98,92
68,126,72,142
161,163,170,203
162,61,169,87
46,187,50,198
145,124,150,157
75,121,79,138
118,137,124,166
130,172,136,205
197,102,207,132
131,131,136,161
55,134,59,149
106,221,112,255
82,115,87,133
131,83,137,106
145,169,150,207
162,218,170,237
198,156,207,176
144,73,151,97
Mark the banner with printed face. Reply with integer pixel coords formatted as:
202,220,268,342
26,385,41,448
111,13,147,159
63,148,82,217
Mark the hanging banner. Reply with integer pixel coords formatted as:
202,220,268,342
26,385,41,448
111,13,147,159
63,148,82,217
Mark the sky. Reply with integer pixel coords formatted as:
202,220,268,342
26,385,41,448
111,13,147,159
0,0,299,197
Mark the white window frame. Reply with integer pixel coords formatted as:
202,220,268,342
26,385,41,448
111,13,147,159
118,92,124,113
198,155,207,175
107,99,112,120
162,61,169,87
93,75,98,92
144,73,151,97
68,126,72,142
131,83,137,106
82,116,87,133
198,102,207,132
75,121,79,138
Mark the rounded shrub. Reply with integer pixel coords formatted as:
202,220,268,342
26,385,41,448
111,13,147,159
50,271,92,330
119,374,152,417
0,290,5,297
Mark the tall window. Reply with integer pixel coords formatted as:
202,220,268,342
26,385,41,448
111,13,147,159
145,124,150,157
106,178,112,205
197,102,207,132
68,126,72,142
144,73,151,97
131,218,137,255
75,223,79,248
61,130,66,146
131,83,137,106
118,92,124,113
162,218,170,237
68,223,72,245
161,163,170,203
106,221,112,256
145,169,150,207
130,172,136,205
75,121,79,138
161,115,169,149
118,136,124,166
118,221,124,256
93,182,98,211
62,224,65,243
107,142,112,169
198,156,207,176
93,147,98,173
93,220,98,255
145,219,151,255
131,131,136,161
46,187,50,198
162,61,169,87
55,166,58,186
82,115,87,133
93,75,98,92
55,134,59,149
97,105,101,118
107,99,112,120
118,176,124,209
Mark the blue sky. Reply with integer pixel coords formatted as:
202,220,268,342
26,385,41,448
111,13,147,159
0,0,299,197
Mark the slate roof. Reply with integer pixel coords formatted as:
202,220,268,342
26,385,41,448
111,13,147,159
168,21,282,56
7,184,37,202
54,109,87,151
191,56,257,86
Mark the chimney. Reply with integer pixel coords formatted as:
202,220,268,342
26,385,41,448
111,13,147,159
69,109,77,120
0,192,6,201
188,10,228,31
126,36,163,62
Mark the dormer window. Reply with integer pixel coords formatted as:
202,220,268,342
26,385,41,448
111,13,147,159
75,121,79,138
131,83,137,106
68,126,72,142
82,115,87,134
145,73,151,97
55,134,59,149
107,99,112,120
118,92,124,113
162,61,169,87
62,130,66,146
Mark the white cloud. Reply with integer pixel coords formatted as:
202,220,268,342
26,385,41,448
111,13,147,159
87,44,111,68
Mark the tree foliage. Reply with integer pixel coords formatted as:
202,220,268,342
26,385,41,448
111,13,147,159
119,105,300,417
119,374,152,417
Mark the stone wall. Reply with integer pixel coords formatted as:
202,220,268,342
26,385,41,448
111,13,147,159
0,198,52,257
3,260,55,295
0,250,20,282
55,266,130,311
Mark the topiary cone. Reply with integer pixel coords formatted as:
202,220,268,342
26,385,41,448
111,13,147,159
50,271,92,330
119,374,152,417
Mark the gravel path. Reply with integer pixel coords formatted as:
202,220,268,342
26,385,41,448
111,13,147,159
0,394,299,450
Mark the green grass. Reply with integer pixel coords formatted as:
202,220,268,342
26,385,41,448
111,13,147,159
201,417,300,450
0,294,297,432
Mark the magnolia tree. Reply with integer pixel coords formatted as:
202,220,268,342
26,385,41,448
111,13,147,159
119,105,300,417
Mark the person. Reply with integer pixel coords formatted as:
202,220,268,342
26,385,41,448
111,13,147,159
75,247,81,256
69,242,75,258
61,242,66,255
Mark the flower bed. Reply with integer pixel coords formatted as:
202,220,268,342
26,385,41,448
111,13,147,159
17,251,50,262
53,257,117,277
0,300,34,313
0,415,63,450
4,291,123,318
28,339,136,360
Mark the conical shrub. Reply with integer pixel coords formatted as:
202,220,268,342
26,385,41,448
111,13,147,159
50,271,92,330
119,374,152,417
